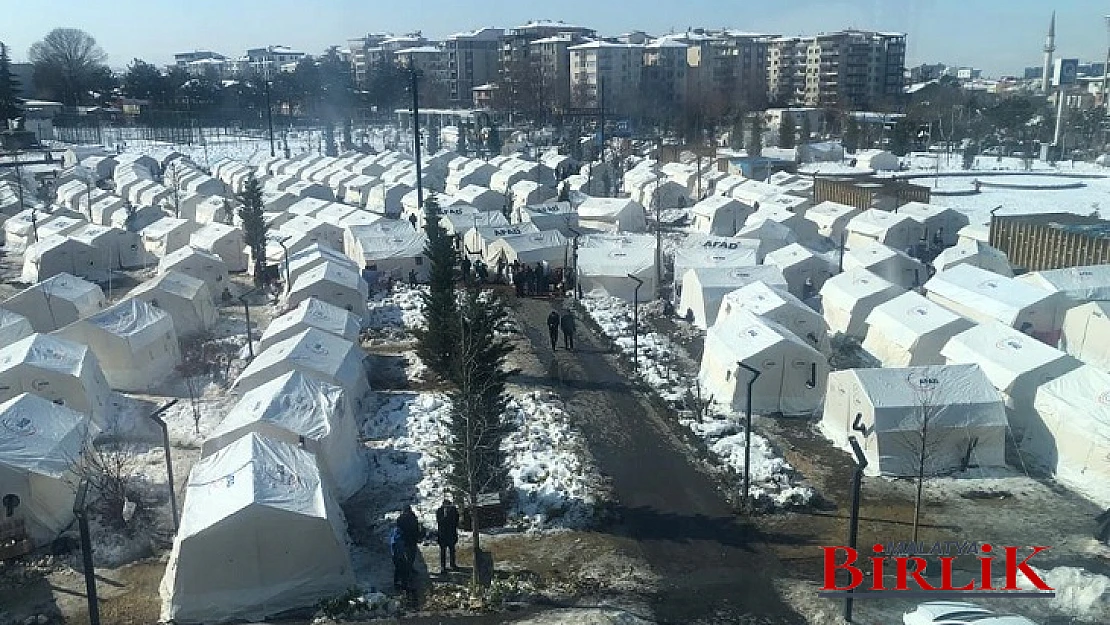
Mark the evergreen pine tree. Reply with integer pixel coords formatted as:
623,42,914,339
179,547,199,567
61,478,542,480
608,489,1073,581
729,118,745,151
237,172,269,285
749,114,763,157
487,124,502,156
843,116,860,154
800,115,813,145
414,194,458,377
0,42,23,123
779,114,796,149
443,288,515,586
457,128,468,156
962,142,977,170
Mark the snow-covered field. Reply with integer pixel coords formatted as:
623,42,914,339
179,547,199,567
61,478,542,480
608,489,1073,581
579,295,814,509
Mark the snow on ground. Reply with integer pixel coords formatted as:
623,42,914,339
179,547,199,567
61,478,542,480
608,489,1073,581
365,284,427,334
579,295,813,509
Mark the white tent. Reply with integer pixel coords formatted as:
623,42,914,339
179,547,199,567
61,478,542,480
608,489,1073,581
863,290,976,367
129,272,218,339
0,309,33,345
0,334,112,427
672,235,761,297
286,244,360,285
189,223,246,273
763,243,835,299
365,182,412,218
440,210,507,237
159,433,355,624
445,162,497,193
690,196,750,236
851,149,899,171
577,197,647,233
21,235,100,283
803,201,863,243
465,222,540,259
286,261,369,318
678,266,788,330
110,204,164,234
845,209,925,252
576,246,657,302
941,322,1080,434
514,202,578,232
1017,264,1110,308
341,175,379,206
699,309,829,416
636,179,692,210
314,202,360,225
202,372,366,500
1059,301,1110,370
345,231,429,281
286,197,332,219
3,210,61,252
842,239,928,289
484,230,569,267
490,165,533,194
141,218,201,260
933,239,1013,277
957,223,989,245
896,202,969,247
509,180,556,208
158,246,231,298
455,185,505,213
190,195,233,226
233,327,370,402
2,273,106,333
820,269,906,338
1024,366,1110,505
70,224,145,270
0,394,95,547
278,216,345,254
285,180,334,202
55,299,181,392
717,282,830,354
925,264,1067,344
89,195,130,226
261,297,362,352
735,217,798,258
822,364,1007,477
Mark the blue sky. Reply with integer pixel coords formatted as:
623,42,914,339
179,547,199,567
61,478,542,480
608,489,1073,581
1,0,1105,77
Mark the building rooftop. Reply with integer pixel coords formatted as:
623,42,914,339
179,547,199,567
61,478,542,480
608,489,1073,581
568,41,644,50
394,46,442,55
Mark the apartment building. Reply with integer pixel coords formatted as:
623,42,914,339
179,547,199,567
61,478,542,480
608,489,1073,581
679,30,770,107
347,34,391,85
568,41,644,112
444,28,503,105
529,35,579,113
642,37,689,111
767,30,905,108
500,21,597,111
244,45,307,76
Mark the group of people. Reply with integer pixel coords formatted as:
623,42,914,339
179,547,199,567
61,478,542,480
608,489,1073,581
546,308,577,351
389,499,461,598
512,261,566,298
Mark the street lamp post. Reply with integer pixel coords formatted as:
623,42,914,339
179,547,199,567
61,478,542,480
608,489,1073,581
844,434,869,623
73,478,101,625
271,235,292,295
411,69,425,211
147,400,181,530
264,76,275,158
628,274,644,369
737,361,761,511
238,286,264,359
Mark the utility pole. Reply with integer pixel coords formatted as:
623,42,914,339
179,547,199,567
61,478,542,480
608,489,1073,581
264,74,276,158
653,168,662,300
598,77,605,165
411,69,425,210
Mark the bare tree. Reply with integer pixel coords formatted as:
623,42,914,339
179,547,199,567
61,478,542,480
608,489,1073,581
176,335,212,434
67,437,161,536
28,28,110,106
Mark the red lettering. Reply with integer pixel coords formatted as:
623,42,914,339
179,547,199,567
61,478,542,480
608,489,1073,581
938,557,974,591
869,544,885,591
1004,546,1053,591
821,547,862,591
895,557,936,591
979,544,995,590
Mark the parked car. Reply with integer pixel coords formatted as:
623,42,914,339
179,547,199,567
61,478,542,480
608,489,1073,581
903,601,1039,625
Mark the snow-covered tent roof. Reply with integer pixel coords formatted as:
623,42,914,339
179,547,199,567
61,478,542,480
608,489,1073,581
277,215,344,253
514,202,577,232
159,432,355,624
0,334,111,427
0,309,33,345
189,223,246,273
689,196,750,236
863,290,976,367
313,202,359,225
1017,265,1110,306
1060,301,1110,371
842,239,928,289
925,264,1066,341
820,269,906,338
822,364,1007,477
158,246,230,297
678,265,788,329
439,208,506,236
129,271,218,339
941,322,1080,427
346,230,427,266
803,201,862,242
0,393,96,547
717,281,830,354
577,197,647,233
763,243,836,299
37,214,88,240
957,223,989,244
933,239,1013,277
672,235,760,294
736,216,798,258
261,297,362,352
2,273,106,333
287,261,369,317
484,230,568,267
845,209,925,251
286,197,332,219
286,243,359,285
509,180,556,209
203,371,366,499
54,299,180,392
233,327,370,401
577,245,657,302
465,222,540,258
699,308,828,416
20,235,100,284
454,185,505,213
895,202,969,247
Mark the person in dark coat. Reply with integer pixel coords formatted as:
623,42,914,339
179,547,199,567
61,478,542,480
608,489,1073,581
546,310,561,350
560,309,576,350
435,499,460,574
514,269,525,296
397,505,423,567
390,524,411,592
459,257,472,284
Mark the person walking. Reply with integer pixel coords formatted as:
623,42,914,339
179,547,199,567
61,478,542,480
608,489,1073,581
435,499,460,574
560,308,576,351
459,257,472,285
390,523,411,593
397,505,423,570
546,310,561,350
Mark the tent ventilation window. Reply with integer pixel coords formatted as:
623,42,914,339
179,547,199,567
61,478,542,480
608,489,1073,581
806,363,817,389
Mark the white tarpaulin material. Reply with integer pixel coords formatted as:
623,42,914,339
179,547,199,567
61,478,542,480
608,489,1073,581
933,239,1013,277
159,433,355,624
440,210,507,236
0,394,96,547
0,310,33,346
203,372,366,500
895,202,969,247
672,235,760,297
820,269,906,338
941,322,1080,434
278,216,345,254
845,209,924,251
576,246,656,302
1017,264,1110,306
1060,301,1110,370
2,273,106,333
735,218,798,258
286,261,369,318
699,309,829,416
763,243,836,299
190,224,247,273
129,272,218,339
141,218,201,259
286,244,359,286
55,299,181,392
345,230,428,281
465,223,540,259
1024,365,1110,506
484,230,568,267
925,264,1066,344
863,290,976,367
577,197,647,233
717,282,831,355
70,224,145,271
0,334,112,428
842,239,927,289
158,246,231,298
261,298,362,351
822,364,1007,477
678,266,788,330
233,328,370,404
21,236,100,283
514,202,578,232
